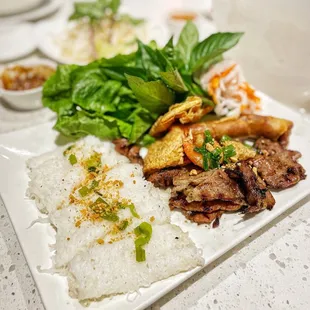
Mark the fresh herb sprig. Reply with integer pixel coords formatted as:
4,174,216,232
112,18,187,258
43,22,243,144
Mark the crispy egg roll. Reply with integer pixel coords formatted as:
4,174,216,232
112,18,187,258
183,114,293,147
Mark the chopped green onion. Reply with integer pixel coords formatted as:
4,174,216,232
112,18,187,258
118,220,129,231
134,222,152,246
102,213,119,222
194,146,209,171
210,147,222,169
223,145,236,163
134,222,152,262
86,152,101,169
220,135,232,143
135,245,146,262
95,197,105,204
88,166,97,172
90,180,99,189
119,203,140,218
78,186,90,197
69,154,77,165
204,130,214,145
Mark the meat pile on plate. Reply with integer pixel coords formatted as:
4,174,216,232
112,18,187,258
115,114,306,227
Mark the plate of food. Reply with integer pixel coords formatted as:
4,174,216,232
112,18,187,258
0,21,309,310
36,0,169,65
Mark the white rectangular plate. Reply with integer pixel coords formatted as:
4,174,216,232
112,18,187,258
0,93,310,310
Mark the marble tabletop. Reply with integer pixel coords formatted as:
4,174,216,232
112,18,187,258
1,1,310,310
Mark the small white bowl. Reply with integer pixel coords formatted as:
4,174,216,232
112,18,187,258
0,58,57,111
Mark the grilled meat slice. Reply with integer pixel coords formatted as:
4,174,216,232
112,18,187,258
147,165,202,189
147,167,185,188
170,193,242,213
252,151,306,189
173,169,245,204
254,137,283,155
226,162,275,212
113,138,143,165
182,210,224,225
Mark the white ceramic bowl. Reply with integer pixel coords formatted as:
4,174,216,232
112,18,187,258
0,0,42,16
0,58,57,111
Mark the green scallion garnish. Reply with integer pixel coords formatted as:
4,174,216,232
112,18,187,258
78,186,90,197
134,222,152,262
220,135,232,143
90,180,99,189
119,203,140,218
69,154,77,165
102,213,119,222
135,245,146,262
118,220,129,231
223,144,237,163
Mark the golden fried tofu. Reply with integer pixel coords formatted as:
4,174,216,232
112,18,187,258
143,126,185,175
150,96,213,137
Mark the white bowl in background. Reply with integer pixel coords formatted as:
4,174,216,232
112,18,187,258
0,58,57,111
0,0,42,16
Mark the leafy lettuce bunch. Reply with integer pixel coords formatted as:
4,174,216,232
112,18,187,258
43,22,243,144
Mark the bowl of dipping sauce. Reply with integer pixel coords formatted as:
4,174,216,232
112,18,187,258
0,58,56,110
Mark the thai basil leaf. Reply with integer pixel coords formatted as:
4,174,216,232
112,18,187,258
176,21,199,70
101,66,147,81
160,70,188,93
189,32,243,71
126,75,175,115
136,40,172,79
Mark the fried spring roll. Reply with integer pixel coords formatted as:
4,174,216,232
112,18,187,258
183,114,293,147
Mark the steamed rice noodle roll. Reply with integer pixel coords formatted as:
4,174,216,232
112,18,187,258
200,60,261,117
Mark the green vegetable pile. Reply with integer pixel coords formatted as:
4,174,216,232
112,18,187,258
43,21,243,144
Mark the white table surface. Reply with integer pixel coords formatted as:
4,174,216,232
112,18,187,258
1,1,310,310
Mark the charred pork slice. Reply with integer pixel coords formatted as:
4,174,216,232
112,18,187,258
226,162,275,213
147,166,202,189
182,210,224,225
170,194,242,213
173,169,245,204
252,151,306,189
254,137,284,155
147,168,185,188
113,138,143,165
